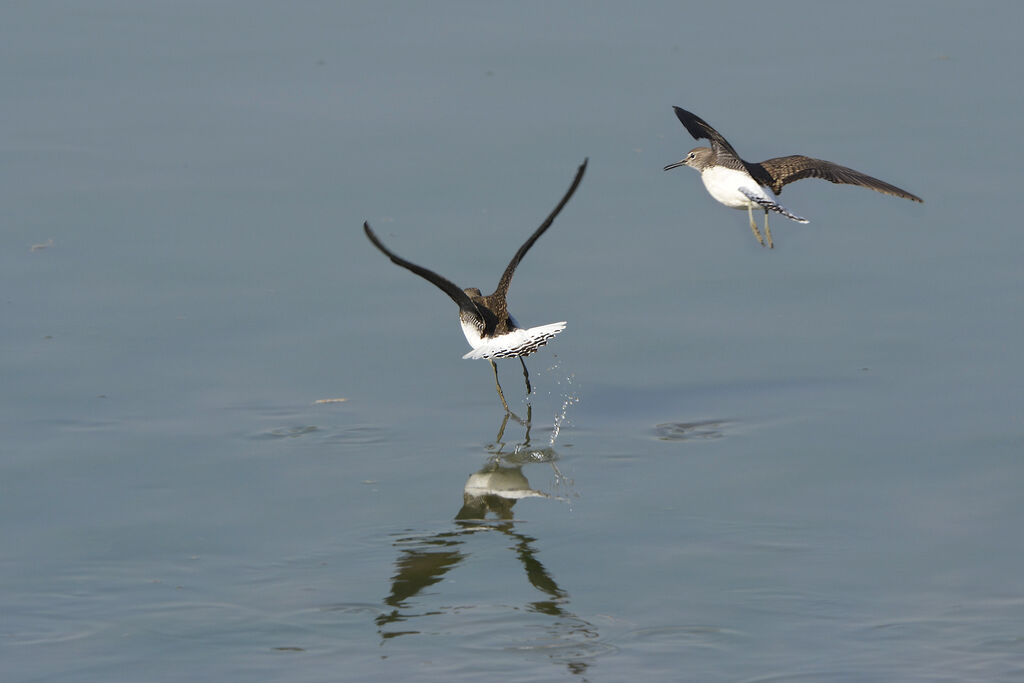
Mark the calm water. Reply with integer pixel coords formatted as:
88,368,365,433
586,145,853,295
4,2,1023,681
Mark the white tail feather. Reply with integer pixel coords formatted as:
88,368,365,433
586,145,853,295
462,322,566,360
738,186,809,223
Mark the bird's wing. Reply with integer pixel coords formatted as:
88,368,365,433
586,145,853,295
671,107,744,160
363,222,489,326
671,107,773,185
757,155,923,201
491,158,587,300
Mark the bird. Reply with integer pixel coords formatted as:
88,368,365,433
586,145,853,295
363,159,587,412
663,106,922,248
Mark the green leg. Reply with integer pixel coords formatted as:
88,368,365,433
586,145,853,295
763,209,774,249
495,411,511,442
747,205,765,246
519,357,532,395
490,359,510,413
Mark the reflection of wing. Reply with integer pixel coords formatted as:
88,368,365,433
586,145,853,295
756,155,924,200
492,159,588,300
363,222,485,324
462,321,566,360
379,546,464,612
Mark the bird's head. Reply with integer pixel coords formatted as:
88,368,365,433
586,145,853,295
663,147,712,172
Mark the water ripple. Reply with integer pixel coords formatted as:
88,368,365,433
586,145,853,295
654,419,731,441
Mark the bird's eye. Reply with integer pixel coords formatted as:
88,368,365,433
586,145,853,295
688,152,696,159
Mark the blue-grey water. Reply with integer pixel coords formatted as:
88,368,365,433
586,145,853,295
4,2,1023,681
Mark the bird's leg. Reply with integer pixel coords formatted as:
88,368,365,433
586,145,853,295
763,209,774,249
519,357,532,396
747,204,765,246
490,359,510,413
502,402,532,436
495,411,511,443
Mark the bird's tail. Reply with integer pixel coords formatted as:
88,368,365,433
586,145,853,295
462,322,567,360
739,187,809,223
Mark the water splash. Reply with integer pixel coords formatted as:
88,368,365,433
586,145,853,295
549,390,579,446
547,358,579,447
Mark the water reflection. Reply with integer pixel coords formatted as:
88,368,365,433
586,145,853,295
458,406,571,518
376,409,599,674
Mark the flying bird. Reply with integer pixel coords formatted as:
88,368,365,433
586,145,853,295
363,159,587,411
664,106,922,248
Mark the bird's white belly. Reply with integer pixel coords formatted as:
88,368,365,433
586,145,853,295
460,318,486,348
701,167,767,209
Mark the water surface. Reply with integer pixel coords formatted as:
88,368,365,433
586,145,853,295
3,2,1023,680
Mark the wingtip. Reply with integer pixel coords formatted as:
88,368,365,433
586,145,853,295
567,158,588,190
670,106,705,138
575,157,589,178
884,188,923,203
363,221,387,253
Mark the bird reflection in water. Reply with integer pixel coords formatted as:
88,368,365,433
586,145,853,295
376,409,597,674
459,405,573,519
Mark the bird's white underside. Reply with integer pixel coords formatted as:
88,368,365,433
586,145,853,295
460,320,567,360
700,166,769,209
700,166,809,223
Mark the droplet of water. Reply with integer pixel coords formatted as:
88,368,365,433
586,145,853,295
549,372,578,446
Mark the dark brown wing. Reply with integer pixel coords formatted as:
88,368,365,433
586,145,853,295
672,107,774,186
672,107,742,159
756,155,923,201
363,222,492,331
491,158,588,301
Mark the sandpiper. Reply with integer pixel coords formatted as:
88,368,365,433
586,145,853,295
363,159,587,411
664,106,922,248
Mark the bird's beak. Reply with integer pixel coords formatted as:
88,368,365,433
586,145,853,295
663,160,687,171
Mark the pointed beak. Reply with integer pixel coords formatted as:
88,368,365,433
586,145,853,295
663,160,687,172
